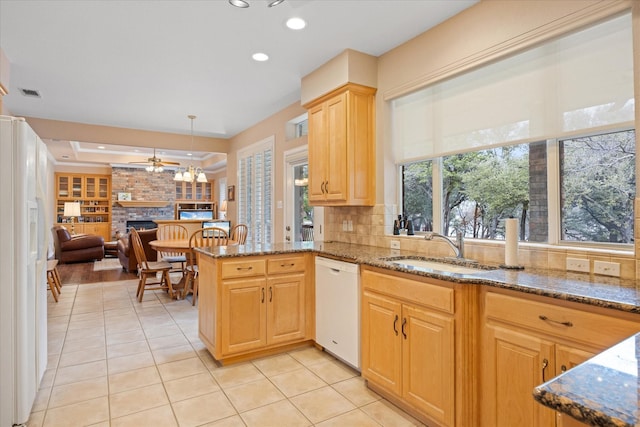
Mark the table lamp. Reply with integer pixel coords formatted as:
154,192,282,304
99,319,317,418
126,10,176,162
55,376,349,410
64,202,81,234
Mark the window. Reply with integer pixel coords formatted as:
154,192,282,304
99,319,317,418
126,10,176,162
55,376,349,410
238,137,274,244
560,130,635,244
394,13,634,247
403,142,548,242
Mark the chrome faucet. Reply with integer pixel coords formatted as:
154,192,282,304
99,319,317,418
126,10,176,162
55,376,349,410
424,231,465,259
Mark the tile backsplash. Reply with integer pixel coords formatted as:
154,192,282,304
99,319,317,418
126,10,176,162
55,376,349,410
324,202,638,280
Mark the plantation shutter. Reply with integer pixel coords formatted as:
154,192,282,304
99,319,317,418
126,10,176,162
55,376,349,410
238,137,274,244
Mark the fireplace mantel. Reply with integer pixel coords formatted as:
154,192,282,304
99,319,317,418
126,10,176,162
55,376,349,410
116,200,171,208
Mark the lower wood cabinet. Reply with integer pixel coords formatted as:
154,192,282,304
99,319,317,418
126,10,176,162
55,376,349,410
361,267,459,427
481,289,640,427
198,253,312,364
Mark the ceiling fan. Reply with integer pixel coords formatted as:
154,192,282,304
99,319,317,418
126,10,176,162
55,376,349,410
129,148,180,172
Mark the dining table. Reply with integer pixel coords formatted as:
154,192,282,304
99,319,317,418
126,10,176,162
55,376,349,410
149,238,237,299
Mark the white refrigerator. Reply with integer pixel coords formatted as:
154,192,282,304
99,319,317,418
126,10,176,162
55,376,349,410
0,116,49,427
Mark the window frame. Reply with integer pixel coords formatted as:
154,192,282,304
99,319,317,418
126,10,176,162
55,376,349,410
398,125,635,251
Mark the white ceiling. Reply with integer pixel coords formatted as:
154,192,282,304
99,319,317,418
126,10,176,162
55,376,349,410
0,0,477,167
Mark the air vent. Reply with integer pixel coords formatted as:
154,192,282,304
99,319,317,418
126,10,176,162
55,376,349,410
19,88,41,98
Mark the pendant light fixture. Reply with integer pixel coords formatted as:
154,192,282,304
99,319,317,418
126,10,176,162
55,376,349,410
174,115,208,184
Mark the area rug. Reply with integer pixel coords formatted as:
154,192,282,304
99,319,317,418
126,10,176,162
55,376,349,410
93,258,122,271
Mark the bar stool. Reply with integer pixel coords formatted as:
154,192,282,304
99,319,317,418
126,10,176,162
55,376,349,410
46,259,62,302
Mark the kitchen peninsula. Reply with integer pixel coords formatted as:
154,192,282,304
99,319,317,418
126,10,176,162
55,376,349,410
195,241,640,427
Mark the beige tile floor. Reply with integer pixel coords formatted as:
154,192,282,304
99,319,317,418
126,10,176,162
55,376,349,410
30,278,425,427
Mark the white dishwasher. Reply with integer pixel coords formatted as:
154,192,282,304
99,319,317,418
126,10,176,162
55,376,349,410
315,256,360,370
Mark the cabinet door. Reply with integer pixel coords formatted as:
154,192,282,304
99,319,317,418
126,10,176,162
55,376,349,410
98,177,110,199
402,304,455,426
483,325,556,427
555,345,596,427
83,223,110,241
308,103,327,202
267,274,306,345
221,278,267,355
85,176,98,198
324,93,347,202
362,290,402,396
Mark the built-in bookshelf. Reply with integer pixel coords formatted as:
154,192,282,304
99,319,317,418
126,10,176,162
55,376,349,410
55,173,112,240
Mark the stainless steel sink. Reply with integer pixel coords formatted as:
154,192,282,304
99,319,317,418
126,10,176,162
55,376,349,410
384,257,495,275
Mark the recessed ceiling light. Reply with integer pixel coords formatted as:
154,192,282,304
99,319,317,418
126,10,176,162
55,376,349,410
187,153,193,156
97,145,105,149
252,52,269,62
229,0,249,8
286,17,306,30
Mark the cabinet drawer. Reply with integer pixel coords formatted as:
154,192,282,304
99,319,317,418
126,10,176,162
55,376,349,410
221,259,266,279
267,256,306,274
485,292,640,348
362,270,454,314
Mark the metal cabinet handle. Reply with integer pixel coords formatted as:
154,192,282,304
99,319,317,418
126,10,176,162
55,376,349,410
281,263,295,268
237,266,253,271
261,288,265,303
402,318,407,339
393,315,399,336
561,365,567,373
269,286,273,302
324,181,329,193
542,358,549,382
539,315,573,327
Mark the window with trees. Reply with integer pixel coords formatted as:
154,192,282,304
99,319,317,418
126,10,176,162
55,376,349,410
394,13,634,247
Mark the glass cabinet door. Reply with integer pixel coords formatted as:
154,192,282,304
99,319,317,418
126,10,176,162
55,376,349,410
98,178,109,199
85,177,97,198
57,176,70,198
71,177,83,198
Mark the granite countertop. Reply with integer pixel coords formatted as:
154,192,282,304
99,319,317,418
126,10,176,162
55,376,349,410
195,240,640,426
195,240,640,314
534,333,640,427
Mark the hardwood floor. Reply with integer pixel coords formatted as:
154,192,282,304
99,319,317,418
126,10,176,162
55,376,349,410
55,256,138,284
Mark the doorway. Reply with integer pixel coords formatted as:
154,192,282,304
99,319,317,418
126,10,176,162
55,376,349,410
284,147,323,242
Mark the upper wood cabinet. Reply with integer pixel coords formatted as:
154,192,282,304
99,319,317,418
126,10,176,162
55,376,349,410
175,180,212,201
304,83,376,206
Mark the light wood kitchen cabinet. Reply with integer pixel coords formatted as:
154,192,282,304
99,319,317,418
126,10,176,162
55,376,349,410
481,289,640,427
304,83,376,206
55,173,112,241
362,268,456,427
198,253,313,364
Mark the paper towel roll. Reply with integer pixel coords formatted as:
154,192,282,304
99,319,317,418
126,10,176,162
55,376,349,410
505,218,519,266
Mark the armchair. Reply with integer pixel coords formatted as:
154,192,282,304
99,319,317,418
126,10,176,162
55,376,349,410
117,228,158,273
52,225,105,263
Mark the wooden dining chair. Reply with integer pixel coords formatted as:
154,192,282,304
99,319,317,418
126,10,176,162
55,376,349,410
157,224,189,274
230,223,248,244
184,227,229,306
130,228,175,302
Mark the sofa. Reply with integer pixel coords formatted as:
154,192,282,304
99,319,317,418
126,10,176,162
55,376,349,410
52,225,105,263
117,228,158,273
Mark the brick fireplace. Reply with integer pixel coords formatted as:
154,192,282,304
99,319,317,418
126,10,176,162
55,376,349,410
111,167,175,237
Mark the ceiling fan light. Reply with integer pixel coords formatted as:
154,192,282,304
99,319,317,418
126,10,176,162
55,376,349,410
229,0,249,7
156,166,164,172
196,171,208,183
174,171,183,181
145,165,154,172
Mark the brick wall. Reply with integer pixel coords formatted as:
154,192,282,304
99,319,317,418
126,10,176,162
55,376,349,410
111,167,175,236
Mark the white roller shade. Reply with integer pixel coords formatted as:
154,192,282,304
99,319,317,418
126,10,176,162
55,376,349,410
392,13,634,163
